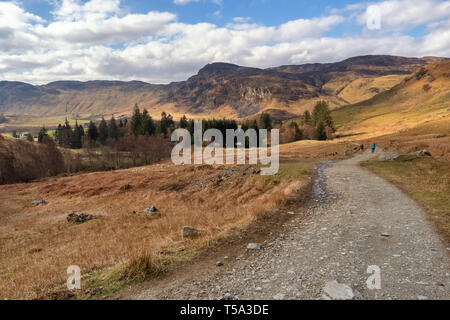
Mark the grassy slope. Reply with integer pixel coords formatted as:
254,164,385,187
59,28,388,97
333,61,450,137
337,74,406,104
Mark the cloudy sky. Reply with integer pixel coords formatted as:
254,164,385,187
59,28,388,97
0,0,449,84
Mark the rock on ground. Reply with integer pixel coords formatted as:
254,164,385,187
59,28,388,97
181,226,200,239
144,205,159,216
32,199,46,206
67,213,94,223
247,243,263,250
323,280,359,300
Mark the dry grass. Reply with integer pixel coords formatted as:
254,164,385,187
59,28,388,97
358,119,450,161
332,61,450,138
0,157,313,299
338,74,406,104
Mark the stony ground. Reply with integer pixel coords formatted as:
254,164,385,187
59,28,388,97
131,150,450,300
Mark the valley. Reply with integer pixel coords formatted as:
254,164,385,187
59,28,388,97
0,54,449,300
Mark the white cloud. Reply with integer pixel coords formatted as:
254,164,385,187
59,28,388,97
174,0,200,5
356,0,450,29
0,0,449,85
232,17,251,23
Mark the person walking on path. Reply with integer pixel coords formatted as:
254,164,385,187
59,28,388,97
371,143,376,153
360,144,364,152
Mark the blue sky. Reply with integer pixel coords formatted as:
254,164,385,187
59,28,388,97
0,0,449,84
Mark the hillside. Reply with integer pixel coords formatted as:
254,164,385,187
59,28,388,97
0,55,445,125
333,60,450,137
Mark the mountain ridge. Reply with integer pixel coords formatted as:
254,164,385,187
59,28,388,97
0,55,448,121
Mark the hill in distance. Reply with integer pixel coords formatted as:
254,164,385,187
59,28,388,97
0,55,448,127
333,60,450,137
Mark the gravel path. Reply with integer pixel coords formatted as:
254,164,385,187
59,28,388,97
133,151,450,300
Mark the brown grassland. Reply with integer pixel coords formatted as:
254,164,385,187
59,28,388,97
0,140,353,299
0,61,449,299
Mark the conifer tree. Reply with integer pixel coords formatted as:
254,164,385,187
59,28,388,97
302,110,312,125
258,112,272,130
141,109,155,136
98,117,108,144
70,120,84,149
38,126,48,143
312,101,334,130
108,116,119,140
130,104,143,135
179,115,188,128
87,121,98,142
314,121,327,141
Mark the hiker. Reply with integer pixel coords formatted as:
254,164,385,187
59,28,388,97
360,144,364,152
371,143,376,153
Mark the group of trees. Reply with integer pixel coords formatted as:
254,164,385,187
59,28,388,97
300,101,335,141
36,101,333,150
277,101,334,144
51,119,86,148
85,117,126,147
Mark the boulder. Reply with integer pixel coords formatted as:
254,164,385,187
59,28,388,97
144,205,159,217
378,152,401,161
435,134,446,139
323,280,360,300
408,149,431,157
247,243,263,250
67,213,94,223
181,226,199,239
32,199,46,206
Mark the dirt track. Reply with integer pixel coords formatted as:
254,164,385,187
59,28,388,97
128,150,450,300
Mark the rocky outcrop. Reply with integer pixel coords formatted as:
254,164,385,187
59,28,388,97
67,213,94,223
378,149,431,161
32,199,46,206
144,205,159,217
181,226,200,239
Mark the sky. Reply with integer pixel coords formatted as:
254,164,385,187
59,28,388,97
0,0,449,84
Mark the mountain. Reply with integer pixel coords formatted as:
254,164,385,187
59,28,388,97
0,55,447,122
333,60,450,136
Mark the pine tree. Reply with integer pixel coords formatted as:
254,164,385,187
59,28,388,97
258,112,272,130
312,101,334,130
54,124,62,145
314,121,327,141
141,109,155,136
179,115,188,128
70,121,84,149
159,112,168,137
302,110,312,125
87,121,98,142
130,104,143,135
38,126,48,143
59,118,72,148
108,116,119,140
98,117,108,144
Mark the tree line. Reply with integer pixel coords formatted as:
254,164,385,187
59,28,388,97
36,100,334,149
